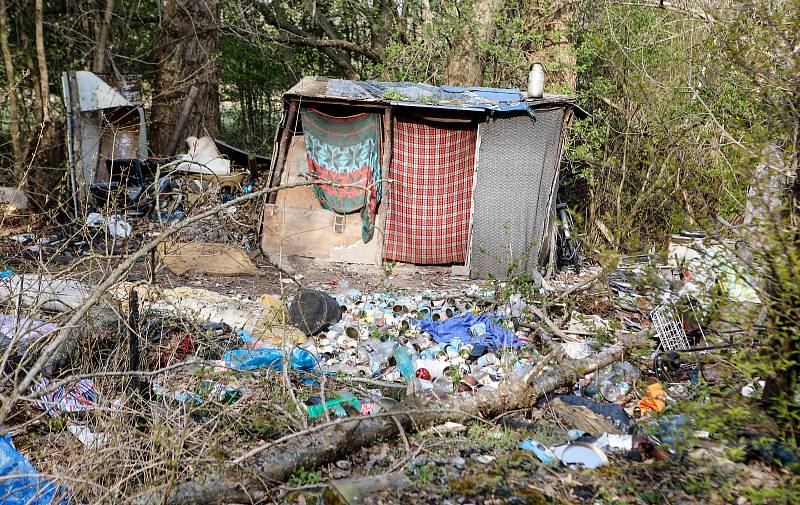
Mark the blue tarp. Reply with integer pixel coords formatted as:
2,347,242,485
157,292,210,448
0,434,70,504
418,313,520,349
327,79,532,114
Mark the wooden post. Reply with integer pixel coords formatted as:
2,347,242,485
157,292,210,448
267,99,299,204
247,152,258,180
374,106,393,266
67,70,86,219
165,84,201,157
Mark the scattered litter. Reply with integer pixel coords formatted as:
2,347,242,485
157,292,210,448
223,345,317,371
638,383,667,415
174,136,231,175
550,395,635,433
651,305,690,351
519,438,556,465
289,289,342,336
307,395,361,419
562,340,594,359
552,441,609,469
0,315,59,365
322,471,410,505
67,424,111,450
419,313,519,348
33,378,97,417
0,186,28,214
594,432,634,452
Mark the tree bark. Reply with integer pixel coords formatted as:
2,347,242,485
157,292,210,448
151,0,220,156
304,1,351,67
443,0,505,86
93,0,114,74
133,329,650,505
525,1,576,92
34,0,48,122
0,0,23,178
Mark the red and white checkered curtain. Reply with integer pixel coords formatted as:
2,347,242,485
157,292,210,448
383,118,477,264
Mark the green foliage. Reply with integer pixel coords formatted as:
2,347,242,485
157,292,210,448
289,466,325,486
566,2,762,249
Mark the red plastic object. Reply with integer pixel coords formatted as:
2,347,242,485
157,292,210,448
415,368,431,380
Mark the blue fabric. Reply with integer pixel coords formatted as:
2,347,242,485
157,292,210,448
0,434,70,504
418,313,519,348
224,347,318,371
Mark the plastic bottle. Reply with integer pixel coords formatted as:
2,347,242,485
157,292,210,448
393,346,415,381
307,396,361,419
599,380,630,402
433,375,454,395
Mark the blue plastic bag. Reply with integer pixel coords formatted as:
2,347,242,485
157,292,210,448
223,346,317,371
0,434,70,504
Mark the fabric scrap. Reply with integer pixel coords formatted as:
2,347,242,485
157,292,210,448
471,110,565,278
418,313,518,349
0,315,58,364
157,242,261,276
301,108,382,242
384,118,477,264
33,378,97,418
1,315,58,342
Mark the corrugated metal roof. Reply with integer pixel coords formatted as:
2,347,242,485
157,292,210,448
284,76,577,113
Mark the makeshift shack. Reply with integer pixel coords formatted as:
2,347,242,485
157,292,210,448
62,71,148,217
62,71,271,220
260,76,579,278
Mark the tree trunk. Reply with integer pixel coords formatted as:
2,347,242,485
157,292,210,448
0,0,23,179
34,0,48,122
372,0,395,53
526,1,576,92
18,25,42,128
151,0,219,156
93,0,114,74
443,0,505,86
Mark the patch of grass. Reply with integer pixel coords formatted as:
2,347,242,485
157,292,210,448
289,466,325,486
741,484,800,505
413,463,433,485
674,474,712,497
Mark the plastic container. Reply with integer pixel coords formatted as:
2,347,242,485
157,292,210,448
307,396,361,419
393,346,415,381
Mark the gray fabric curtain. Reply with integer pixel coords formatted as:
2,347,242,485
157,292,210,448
470,108,565,278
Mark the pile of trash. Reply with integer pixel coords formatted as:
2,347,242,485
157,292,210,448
4,228,794,505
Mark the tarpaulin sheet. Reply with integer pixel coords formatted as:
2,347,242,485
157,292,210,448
384,118,477,264
470,109,565,278
418,313,519,349
301,108,382,242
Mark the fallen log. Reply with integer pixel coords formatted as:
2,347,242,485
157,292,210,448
133,329,650,505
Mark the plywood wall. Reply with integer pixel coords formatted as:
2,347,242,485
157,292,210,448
261,135,381,264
